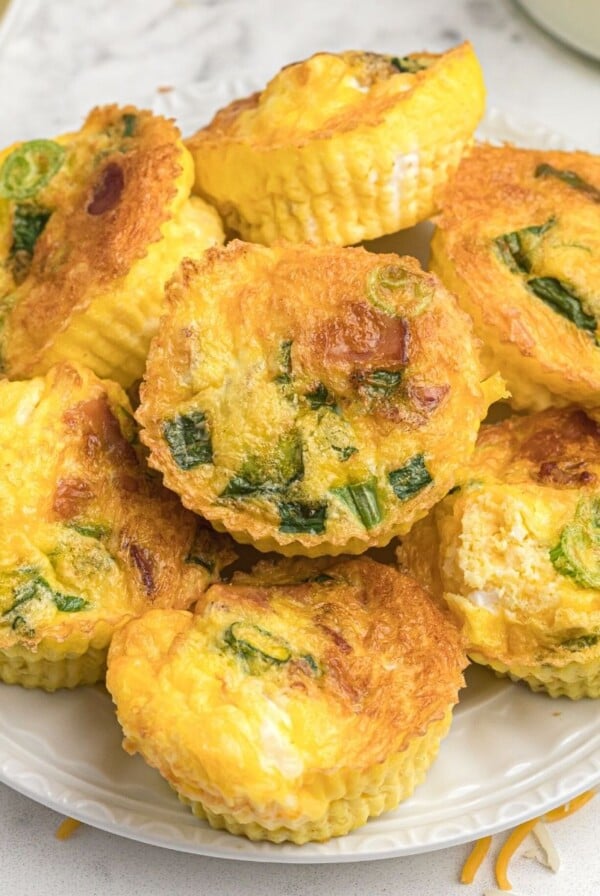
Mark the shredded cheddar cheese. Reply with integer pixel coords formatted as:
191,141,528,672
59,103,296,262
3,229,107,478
544,789,596,823
460,790,596,891
461,835,493,884
494,818,539,891
55,817,82,840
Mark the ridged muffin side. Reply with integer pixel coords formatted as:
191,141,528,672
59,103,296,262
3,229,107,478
186,43,485,246
107,556,466,842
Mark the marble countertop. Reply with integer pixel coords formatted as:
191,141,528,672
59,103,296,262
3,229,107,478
1,1,600,894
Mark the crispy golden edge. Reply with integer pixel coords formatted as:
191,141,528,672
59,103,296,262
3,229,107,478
431,143,600,406
188,43,478,148
0,362,235,657
5,106,185,367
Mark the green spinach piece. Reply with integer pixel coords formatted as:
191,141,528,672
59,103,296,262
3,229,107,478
1,571,87,625
527,277,597,334
66,522,109,540
332,445,357,462
535,163,600,204
390,56,426,73
355,368,403,399
494,220,554,274
274,339,293,386
278,500,327,534
388,454,433,501
305,383,339,413
561,633,600,651
163,411,213,469
122,113,137,138
9,204,51,282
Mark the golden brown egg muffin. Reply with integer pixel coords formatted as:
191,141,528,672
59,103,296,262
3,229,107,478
431,144,600,411
137,241,504,556
106,555,466,843
398,406,600,698
0,105,224,387
186,43,485,246
0,362,235,691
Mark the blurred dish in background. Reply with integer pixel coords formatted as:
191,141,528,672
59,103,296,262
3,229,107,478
517,0,600,61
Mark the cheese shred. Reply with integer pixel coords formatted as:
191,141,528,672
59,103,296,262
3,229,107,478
543,789,596,823
460,835,493,884
460,790,597,889
494,817,539,891
55,817,82,840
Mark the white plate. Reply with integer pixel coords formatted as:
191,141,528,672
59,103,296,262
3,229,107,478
0,79,594,864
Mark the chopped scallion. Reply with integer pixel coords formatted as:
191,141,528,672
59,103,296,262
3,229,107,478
0,140,65,199
388,454,433,501
331,477,383,529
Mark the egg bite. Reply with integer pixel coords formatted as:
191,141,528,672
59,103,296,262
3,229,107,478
431,143,600,411
137,241,505,556
106,555,466,843
186,43,485,246
0,105,224,387
398,406,600,698
0,362,235,691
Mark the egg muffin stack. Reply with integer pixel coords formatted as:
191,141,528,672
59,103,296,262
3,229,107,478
100,41,505,844
4,39,598,849
399,143,600,700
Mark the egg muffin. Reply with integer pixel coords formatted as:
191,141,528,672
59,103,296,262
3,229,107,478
186,43,485,246
398,406,600,698
0,362,234,691
137,241,504,556
106,555,466,843
431,144,600,411
0,105,224,387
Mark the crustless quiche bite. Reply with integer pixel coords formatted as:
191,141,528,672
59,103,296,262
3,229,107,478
0,105,224,387
137,241,505,556
431,144,600,411
0,362,235,691
398,407,600,698
186,43,485,246
106,556,467,843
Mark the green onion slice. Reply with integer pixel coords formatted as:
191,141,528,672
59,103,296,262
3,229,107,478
550,497,600,589
0,140,65,199
331,477,383,529
366,264,432,317
223,622,292,668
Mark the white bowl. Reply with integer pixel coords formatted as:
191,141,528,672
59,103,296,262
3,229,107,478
518,0,600,61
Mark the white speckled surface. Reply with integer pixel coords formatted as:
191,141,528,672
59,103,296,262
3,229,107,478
1,0,600,893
